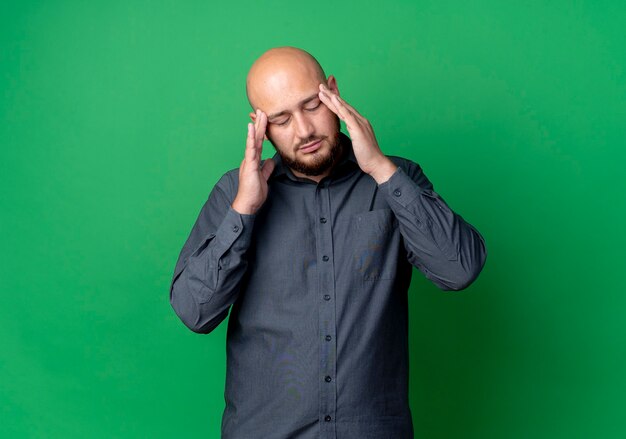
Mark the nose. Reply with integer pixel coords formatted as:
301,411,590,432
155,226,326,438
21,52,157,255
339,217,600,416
293,112,315,141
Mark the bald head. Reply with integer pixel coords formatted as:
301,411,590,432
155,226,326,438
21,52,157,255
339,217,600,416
246,47,327,110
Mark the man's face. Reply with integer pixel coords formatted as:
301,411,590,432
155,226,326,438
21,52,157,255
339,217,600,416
251,70,343,178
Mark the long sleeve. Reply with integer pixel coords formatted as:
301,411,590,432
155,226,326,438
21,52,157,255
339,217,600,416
170,171,255,333
377,161,487,291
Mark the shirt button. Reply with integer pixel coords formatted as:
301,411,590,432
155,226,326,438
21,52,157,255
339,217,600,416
393,189,402,197
325,335,331,341
232,225,239,232
322,255,329,261
325,415,332,422
325,376,332,382
323,294,331,301
320,217,327,223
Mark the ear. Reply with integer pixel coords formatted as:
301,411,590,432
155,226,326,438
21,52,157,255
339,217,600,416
326,75,340,96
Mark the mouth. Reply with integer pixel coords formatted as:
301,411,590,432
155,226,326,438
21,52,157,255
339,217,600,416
300,139,322,153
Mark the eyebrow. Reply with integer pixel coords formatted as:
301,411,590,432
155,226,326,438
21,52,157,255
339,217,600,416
267,93,320,121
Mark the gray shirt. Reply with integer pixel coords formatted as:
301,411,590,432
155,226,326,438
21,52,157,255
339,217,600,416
170,131,487,438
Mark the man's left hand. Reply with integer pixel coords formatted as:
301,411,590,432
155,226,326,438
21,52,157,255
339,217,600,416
318,83,398,184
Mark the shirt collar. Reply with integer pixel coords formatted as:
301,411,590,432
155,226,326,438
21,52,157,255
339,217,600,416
268,131,358,182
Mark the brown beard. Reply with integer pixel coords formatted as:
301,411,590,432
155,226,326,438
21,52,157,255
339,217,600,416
269,129,345,177
285,135,343,176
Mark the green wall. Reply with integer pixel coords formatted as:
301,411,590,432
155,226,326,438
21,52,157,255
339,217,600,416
2,1,625,437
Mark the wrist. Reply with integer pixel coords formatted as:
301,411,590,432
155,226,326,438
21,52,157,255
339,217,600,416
369,157,398,184
232,198,257,215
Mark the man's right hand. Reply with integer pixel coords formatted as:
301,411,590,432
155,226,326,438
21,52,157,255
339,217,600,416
231,109,275,215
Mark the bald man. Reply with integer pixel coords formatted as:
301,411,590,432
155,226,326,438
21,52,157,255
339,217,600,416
170,46,487,438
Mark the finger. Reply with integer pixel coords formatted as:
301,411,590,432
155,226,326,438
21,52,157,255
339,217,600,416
252,110,262,159
333,93,363,118
260,157,275,181
254,108,261,130
245,122,258,164
255,110,267,148
319,87,357,126
319,90,340,116
326,92,357,129
253,112,267,165
318,85,340,115
319,84,364,120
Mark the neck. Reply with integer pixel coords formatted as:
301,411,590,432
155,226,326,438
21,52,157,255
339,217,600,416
291,168,330,183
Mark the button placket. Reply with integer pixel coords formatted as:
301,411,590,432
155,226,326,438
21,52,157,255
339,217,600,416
316,182,337,437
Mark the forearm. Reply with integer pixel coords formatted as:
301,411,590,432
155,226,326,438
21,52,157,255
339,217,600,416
379,166,487,290
170,206,255,333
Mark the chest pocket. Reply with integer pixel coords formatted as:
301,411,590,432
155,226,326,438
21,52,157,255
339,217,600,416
352,208,400,281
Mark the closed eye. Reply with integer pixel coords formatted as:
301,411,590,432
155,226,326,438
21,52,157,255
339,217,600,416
271,101,321,126
305,102,321,111
273,118,289,126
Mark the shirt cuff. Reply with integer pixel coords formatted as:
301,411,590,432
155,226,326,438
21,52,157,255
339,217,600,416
215,205,256,252
377,166,423,208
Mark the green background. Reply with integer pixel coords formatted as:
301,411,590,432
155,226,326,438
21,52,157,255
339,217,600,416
2,0,625,437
